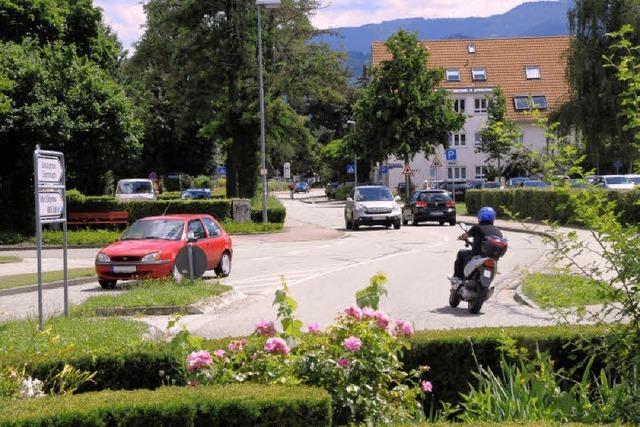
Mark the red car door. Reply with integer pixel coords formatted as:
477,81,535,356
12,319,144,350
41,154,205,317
187,219,214,269
202,217,225,267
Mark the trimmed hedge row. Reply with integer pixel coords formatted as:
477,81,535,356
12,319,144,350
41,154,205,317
0,384,332,426
66,197,286,223
465,188,640,224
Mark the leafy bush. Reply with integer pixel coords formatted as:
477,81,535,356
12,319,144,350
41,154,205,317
157,191,182,200
0,230,27,245
193,175,213,189
465,187,640,224
65,189,86,204
163,174,193,192
42,229,122,245
0,384,332,426
332,184,354,200
251,196,286,223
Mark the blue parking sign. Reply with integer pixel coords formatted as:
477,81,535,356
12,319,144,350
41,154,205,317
346,164,355,174
445,149,457,161
216,166,227,176
380,165,388,174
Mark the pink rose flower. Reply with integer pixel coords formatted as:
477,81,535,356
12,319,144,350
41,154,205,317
342,336,362,352
213,349,226,358
264,337,290,355
374,311,390,329
227,339,248,353
254,320,276,336
421,380,433,393
344,306,363,320
394,319,414,337
186,350,213,372
362,307,375,319
307,323,321,334
337,358,350,368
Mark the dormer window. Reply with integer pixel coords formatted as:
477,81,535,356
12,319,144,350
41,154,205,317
514,96,530,111
472,68,487,81
468,44,476,53
446,69,460,82
526,66,541,79
513,95,548,111
531,95,547,109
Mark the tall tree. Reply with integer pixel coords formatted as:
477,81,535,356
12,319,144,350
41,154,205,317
352,30,464,189
476,87,521,177
126,0,348,198
566,0,640,173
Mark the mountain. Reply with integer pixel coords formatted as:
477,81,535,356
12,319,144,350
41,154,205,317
316,1,572,82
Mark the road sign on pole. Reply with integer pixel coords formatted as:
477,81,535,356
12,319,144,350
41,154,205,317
445,149,457,162
34,146,68,330
346,163,355,174
431,157,444,168
401,164,414,176
283,162,291,180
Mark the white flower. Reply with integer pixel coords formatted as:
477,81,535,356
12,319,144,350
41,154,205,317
19,377,45,399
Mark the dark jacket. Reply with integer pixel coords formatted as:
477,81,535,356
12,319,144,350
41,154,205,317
468,223,503,255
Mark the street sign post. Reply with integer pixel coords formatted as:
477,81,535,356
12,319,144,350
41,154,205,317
431,157,444,168
283,162,291,180
33,146,68,330
613,160,623,174
346,164,355,174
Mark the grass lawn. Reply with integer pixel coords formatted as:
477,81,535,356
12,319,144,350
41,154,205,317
222,221,284,234
456,203,468,216
521,273,615,308
0,255,22,264
73,279,231,315
0,268,96,290
41,229,122,246
0,317,151,366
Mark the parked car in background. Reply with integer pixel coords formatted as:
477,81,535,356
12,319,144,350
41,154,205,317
506,177,529,188
567,178,590,189
95,214,232,289
481,181,502,189
181,188,212,199
344,185,402,230
625,174,640,186
294,181,310,193
115,179,157,201
437,180,468,200
592,175,634,190
402,190,456,226
522,180,549,188
396,181,416,199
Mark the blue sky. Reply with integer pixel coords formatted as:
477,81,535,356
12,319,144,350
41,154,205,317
96,0,557,50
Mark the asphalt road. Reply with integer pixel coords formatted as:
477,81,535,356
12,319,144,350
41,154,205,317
0,190,554,334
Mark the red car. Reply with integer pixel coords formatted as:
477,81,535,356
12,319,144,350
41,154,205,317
95,214,232,289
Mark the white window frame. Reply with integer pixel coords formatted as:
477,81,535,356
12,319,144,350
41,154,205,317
448,167,467,180
525,66,541,79
454,99,465,113
474,98,488,113
449,132,466,147
475,166,485,179
468,44,476,53
446,69,460,82
513,95,548,111
474,132,482,145
472,68,487,81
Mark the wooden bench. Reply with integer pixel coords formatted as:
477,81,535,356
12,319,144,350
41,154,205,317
68,211,129,227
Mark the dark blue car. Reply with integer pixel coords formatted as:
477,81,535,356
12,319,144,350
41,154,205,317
294,182,310,193
181,188,212,199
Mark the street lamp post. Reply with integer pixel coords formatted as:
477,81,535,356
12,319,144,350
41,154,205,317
347,120,357,187
257,0,280,222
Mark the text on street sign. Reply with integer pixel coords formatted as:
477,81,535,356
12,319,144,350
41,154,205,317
37,156,63,184
39,191,64,219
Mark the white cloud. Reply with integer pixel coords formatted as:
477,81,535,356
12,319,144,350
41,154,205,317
95,1,146,50
312,0,556,29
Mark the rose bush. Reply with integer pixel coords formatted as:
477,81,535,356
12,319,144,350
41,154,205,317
182,276,431,424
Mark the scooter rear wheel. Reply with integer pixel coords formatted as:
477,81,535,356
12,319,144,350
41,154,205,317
449,289,461,307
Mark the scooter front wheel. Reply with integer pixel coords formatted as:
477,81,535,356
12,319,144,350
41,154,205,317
468,287,487,314
449,289,461,307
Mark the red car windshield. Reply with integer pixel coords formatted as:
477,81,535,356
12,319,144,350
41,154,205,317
120,219,184,241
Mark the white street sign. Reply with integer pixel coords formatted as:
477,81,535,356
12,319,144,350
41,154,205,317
260,168,268,176
39,191,64,219
37,156,64,184
283,162,291,179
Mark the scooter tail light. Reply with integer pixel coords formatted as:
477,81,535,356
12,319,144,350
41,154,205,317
483,258,496,268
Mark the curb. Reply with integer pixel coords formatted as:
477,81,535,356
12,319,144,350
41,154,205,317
0,276,97,297
513,284,543,310
89,289,241,317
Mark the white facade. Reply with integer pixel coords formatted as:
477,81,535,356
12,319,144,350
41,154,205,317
382,90,547,190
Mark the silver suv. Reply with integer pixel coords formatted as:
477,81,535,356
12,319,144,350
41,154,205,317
344,185,402,230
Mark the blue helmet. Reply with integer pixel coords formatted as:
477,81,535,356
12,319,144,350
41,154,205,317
478,206,496,224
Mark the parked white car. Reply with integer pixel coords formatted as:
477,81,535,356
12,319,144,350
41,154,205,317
115,179,157,201
344,185,402,230
625,174,640,186
592,175,634,190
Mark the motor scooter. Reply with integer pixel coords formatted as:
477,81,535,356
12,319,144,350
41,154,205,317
449,223,508,314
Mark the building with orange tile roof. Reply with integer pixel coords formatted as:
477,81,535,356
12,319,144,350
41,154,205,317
370,36,571,188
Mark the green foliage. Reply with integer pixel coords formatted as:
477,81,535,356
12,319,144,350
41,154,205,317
193,175,213,189
522,273,615,308
353,30,464,164
42,229,122,246
0,268,96,290
48,364,96,396
567,0,640,172
250,195,286,223
332,183,355,200
220,221,284,234
273,278,303,340
476,88,521,174
355,272,388,310
72,280,231,316
0,384,332,426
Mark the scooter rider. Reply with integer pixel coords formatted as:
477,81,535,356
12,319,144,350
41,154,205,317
451,206,502,284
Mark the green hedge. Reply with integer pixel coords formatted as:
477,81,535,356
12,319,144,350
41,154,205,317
403,325,608,406
466,188,640,224
0,384,331,426
66,197,286,224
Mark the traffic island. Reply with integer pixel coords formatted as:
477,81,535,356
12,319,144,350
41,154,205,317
72,279,232,317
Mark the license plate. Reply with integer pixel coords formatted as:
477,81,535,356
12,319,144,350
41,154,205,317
113,265,136,273
483,269,492,278
373,216,386,221
430,211,444,216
